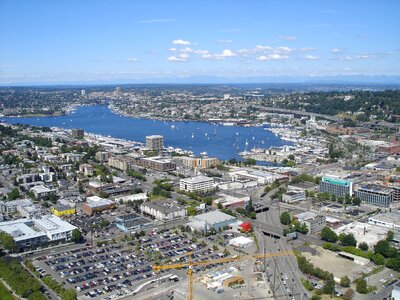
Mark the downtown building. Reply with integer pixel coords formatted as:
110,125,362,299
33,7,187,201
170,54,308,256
320,177,353,198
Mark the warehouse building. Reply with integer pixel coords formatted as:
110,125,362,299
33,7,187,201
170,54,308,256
368,212,400,231
115,213,153,232
187,210,236,231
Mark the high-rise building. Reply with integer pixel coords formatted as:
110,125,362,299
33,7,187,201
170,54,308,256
81,89,86,96
146,135,164,151
71,128,84,139
320,177,353,197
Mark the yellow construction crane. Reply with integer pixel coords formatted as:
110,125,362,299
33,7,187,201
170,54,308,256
152,250,294,300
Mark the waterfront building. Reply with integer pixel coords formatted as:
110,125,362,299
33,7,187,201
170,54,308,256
71,128,84,139
320,176,353,198
180,176,214,193
181,156,219,169
355,184,393,207
146,135,164,151
138,156,175,172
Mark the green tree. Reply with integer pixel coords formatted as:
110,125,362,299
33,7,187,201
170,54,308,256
320,226,338,243
71,229,82,243
280,212,291,225
339,233,357,247
355,278,368,294
358,242,369,251
323,274,335,295
340,276,351,287
385,257,400,271
187,206,196,216
0,232,17,252
371,253,385,265
311,294,321,300
352,197,361,206
7,188,20,200
374,240,397,258
62,288,77,300
386,230,394,242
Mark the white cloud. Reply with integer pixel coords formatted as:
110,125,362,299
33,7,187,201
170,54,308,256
339,56,353,61
138,18,176,24
255,45,273,51
356,54,370,59
221,49,237,57
168,48,177,51
276,46,293,53
278,35,297,41
172,39,191,46
331,48,342,54
217,39,233,44
256,54,289,61
299,47,315,52
125,57,138,62
167,53,189,62
305,55,319,60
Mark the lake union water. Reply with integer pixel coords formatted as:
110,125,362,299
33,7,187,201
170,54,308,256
2,105,290,161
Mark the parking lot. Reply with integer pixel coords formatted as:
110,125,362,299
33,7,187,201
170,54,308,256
33,229,239,299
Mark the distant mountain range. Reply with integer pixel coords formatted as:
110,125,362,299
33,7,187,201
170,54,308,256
2,75,399,87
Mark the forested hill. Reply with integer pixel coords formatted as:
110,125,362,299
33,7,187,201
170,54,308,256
270,90,400,122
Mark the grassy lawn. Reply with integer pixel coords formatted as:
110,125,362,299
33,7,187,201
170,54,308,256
0,281,16,300
149,194,166,201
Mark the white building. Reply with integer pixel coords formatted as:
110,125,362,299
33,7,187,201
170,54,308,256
0,215,77,252
140,201,186,221
115,193,148,203
180,176,214,193
230,169,286,185
282,190,305,204
228,236,254,248
30,185,55,199
368,212,400,232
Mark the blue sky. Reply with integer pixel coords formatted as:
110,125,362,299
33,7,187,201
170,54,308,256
0,0,399,84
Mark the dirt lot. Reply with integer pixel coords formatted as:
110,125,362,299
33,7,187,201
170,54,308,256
302,246,372,281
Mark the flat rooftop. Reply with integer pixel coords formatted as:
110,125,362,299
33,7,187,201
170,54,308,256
369,212,400,226
193,210,236,225
181,175,213,184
